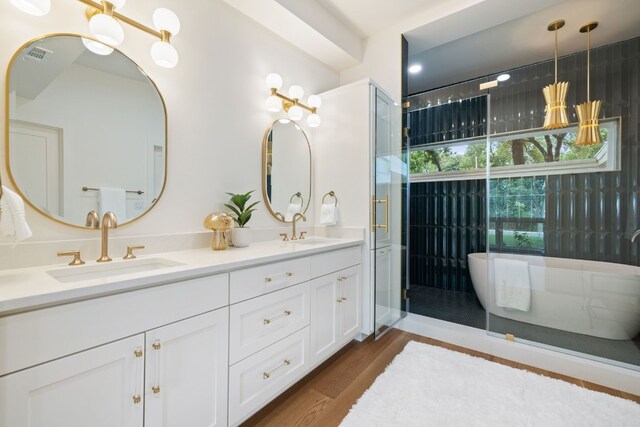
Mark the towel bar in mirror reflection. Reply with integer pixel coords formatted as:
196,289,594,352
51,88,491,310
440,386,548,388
5,34,167,229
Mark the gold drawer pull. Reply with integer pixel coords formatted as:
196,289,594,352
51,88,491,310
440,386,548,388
264,310,292,325
263,359,291,379
265,272,294,283
133,395,141,404
152,385,161,394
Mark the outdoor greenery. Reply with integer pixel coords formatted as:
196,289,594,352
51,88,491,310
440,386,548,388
409,128,606,174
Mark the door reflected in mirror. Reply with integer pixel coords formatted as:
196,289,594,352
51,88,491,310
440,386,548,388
6,34,167,228
262,120,311,222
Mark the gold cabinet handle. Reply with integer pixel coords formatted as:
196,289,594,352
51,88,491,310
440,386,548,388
371,195,389,232
151,340,161,395
152,341,161,350
152,386,161,394
263,359,291,380
264,310,292,325
133,395,141,404
265,272,294,283
57,250,85,266
123,245,145,260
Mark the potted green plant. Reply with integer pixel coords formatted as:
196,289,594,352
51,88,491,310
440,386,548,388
224,190,260,247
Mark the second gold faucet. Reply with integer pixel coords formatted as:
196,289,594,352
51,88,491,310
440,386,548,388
97,212,118,262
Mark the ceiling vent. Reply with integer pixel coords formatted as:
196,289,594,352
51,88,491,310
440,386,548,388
25,46,52,62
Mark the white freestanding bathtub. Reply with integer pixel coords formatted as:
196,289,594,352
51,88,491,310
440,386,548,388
468,252,640,340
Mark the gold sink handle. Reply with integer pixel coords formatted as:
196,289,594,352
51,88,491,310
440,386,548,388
123,245,145,260
57,250,85,266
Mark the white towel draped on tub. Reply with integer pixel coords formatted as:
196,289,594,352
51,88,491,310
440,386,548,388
99,187,126,221
494,257,531,311
320,202,339,225
0,186,33,245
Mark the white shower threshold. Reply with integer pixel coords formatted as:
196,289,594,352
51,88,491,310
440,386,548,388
396,313,640,396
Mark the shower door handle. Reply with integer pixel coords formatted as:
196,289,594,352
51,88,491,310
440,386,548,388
371,194,389,232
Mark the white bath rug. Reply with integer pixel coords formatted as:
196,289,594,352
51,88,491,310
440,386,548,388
341,341,640,427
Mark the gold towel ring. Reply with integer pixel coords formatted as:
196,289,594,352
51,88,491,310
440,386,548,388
322,191,338,206
289,192,304,205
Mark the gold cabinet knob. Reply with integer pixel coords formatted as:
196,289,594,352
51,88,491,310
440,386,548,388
133,395,141,404
152,385,160,394
57,250,85,266
123,245,145,260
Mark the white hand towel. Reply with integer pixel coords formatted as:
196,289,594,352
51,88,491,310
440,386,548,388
99,187,126,221
0,186,33,245
320,202,339,225
284,201,302,222
494,257,531,311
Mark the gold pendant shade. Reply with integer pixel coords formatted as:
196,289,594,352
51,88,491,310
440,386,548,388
543,82,570,129
543,20,570,130
575,100,602,146
575,21,601,146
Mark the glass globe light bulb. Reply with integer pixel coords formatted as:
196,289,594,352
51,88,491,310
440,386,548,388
307,95,322,108
266,95,282,112
289,85,304,100
10,0,51,16
152,8,180,35
307,113,321,128
151,41,179,68
288,105,304,121
89,14,125,46
82,38,114,56
265,73,283,90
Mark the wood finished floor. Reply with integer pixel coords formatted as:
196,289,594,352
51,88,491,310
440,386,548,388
241,328,640,427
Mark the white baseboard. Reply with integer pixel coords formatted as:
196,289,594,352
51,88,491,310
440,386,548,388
396,314,640,396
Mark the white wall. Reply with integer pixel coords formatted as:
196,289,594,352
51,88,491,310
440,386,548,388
0,0,338,254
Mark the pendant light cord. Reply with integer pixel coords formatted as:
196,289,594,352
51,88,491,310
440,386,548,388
587,28,591,102
554,28,558,83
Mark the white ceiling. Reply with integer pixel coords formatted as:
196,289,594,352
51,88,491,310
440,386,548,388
315,0,458,38
406,0,640,93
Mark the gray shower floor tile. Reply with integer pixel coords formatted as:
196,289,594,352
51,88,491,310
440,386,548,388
409,286,640,368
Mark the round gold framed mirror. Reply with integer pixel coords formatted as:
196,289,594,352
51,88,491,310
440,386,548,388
262,119,311,222
5,34,167,229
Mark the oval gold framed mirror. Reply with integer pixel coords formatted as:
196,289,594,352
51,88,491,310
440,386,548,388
262,119,311,222
5,34,167,229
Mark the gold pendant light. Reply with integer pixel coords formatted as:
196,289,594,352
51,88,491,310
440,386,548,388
543,19,570,129
575,21,602,146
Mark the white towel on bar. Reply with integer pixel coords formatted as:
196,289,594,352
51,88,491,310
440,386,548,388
0,186,33,245
320,202,339,225
494,257,531,311
99,187,126,221
284,201,302,222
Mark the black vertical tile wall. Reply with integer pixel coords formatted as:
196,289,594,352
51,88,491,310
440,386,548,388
408,37,640,293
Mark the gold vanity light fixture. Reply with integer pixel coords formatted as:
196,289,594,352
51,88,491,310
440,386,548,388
575,21,602,146
542,19,570,129
11,0,181,68
265,73,322,127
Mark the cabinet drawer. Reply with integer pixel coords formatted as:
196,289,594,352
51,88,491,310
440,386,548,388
310,245,361,278
0,274,228,377
230,257,311,303
230,283,309,364
229,327,310,426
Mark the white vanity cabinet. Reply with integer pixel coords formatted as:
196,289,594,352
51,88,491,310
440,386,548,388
0,335,145,427
144,308,229,427
310,265,361,367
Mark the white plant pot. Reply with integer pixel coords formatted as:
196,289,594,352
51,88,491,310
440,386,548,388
232,227,252,247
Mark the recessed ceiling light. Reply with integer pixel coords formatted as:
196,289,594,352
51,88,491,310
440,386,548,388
497,73,510,82
408,64,422,74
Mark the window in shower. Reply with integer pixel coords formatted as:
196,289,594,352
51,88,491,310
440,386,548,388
410,117,620,181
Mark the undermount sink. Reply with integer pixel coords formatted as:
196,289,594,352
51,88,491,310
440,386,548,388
47,258,184,283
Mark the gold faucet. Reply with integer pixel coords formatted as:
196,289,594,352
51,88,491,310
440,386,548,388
85,211,99,229
97,212,118,262
291,212,306,240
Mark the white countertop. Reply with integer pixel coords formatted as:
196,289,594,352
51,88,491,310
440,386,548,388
0,237,362,316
